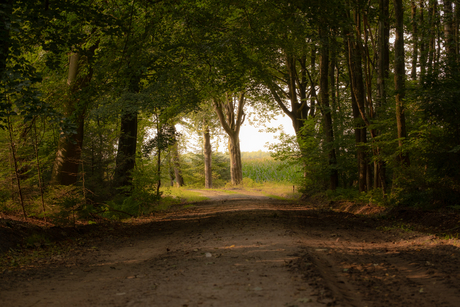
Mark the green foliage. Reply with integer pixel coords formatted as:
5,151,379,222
242,157,301,183
2,0,460,223
104,160,162,219
241,177,258,188
267,118,330,194
160,187,209,203
24,234,50,248
325,188,386,207
181,152,231,187
45,186,89,226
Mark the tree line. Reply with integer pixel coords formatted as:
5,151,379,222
1,0,459,221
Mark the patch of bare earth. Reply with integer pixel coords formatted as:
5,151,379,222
1,190,460,306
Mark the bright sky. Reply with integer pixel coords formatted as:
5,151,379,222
239,113,295,152
178,111,296,153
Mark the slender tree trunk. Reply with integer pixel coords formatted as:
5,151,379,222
345,21,368,192
7,116,26,220
394,0,410,166
319,27,338,190
420,0,428,78
168,151,175,187
203,119,212,189
156,134,161,199
0,0,12,85
96,115,105,181
171,126,184,187
329,37,341,185
436,22,442,71
375,0,389,194
428,0,437,75
455,0,460,56
443,0,455,60
33,120,46,221
309,48,317,118
266,51,312,181
411,0,419,80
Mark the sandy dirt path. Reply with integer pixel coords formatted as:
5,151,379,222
1,190,460,306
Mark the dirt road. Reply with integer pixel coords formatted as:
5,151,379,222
1,190,460,306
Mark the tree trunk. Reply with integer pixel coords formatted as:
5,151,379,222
443,0,456,64
228,134,242,186
0,0,12,84
203,120,212,189
309,48,317,118
33,120,46,221
51,53,83,185
375,0,390,194
319,27,338,190
113,75,140,190
171,128,185,187
411,0,418,80
51,48,95,186
394,0,410,166
455,0,460,56
419,0,428,78
156,131,161,199
213,92,246,185
345,22,368,192
428,0,437,75
7,116,26,220
113,109,138,189
266,52,313,180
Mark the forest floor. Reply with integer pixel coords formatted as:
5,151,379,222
1,189,460,306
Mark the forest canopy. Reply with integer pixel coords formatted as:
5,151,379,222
1,0,460,222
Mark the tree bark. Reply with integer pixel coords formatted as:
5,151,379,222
228,134,242,185
411,0,419,80
51,52,88,186
266,52,312,179
319,27,339,190
203,119,212,189
394,0,410,166
213,92,245,185
33,120,46,220
345,22,368,192
419,0,428,78
309,48,317,118
455,0,459,56
443,0,456,64
428,1,440,75
113,75,140,190
113,109,138,189
171,126,185,187
0,0,12,83
374,0,389,194
7,116,26,220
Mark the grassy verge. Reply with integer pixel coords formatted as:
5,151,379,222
238,179,302,200
208,189,239,194
160,187,209,204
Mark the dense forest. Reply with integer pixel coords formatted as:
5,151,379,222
1,0,460,222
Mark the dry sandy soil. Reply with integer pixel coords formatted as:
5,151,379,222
1,190,460,306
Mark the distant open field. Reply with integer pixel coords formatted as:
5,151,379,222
242,157,302,183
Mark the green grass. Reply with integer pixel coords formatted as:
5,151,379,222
240,181,302,200
242,158,302,183
160,187,209,203
210,188,240,194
